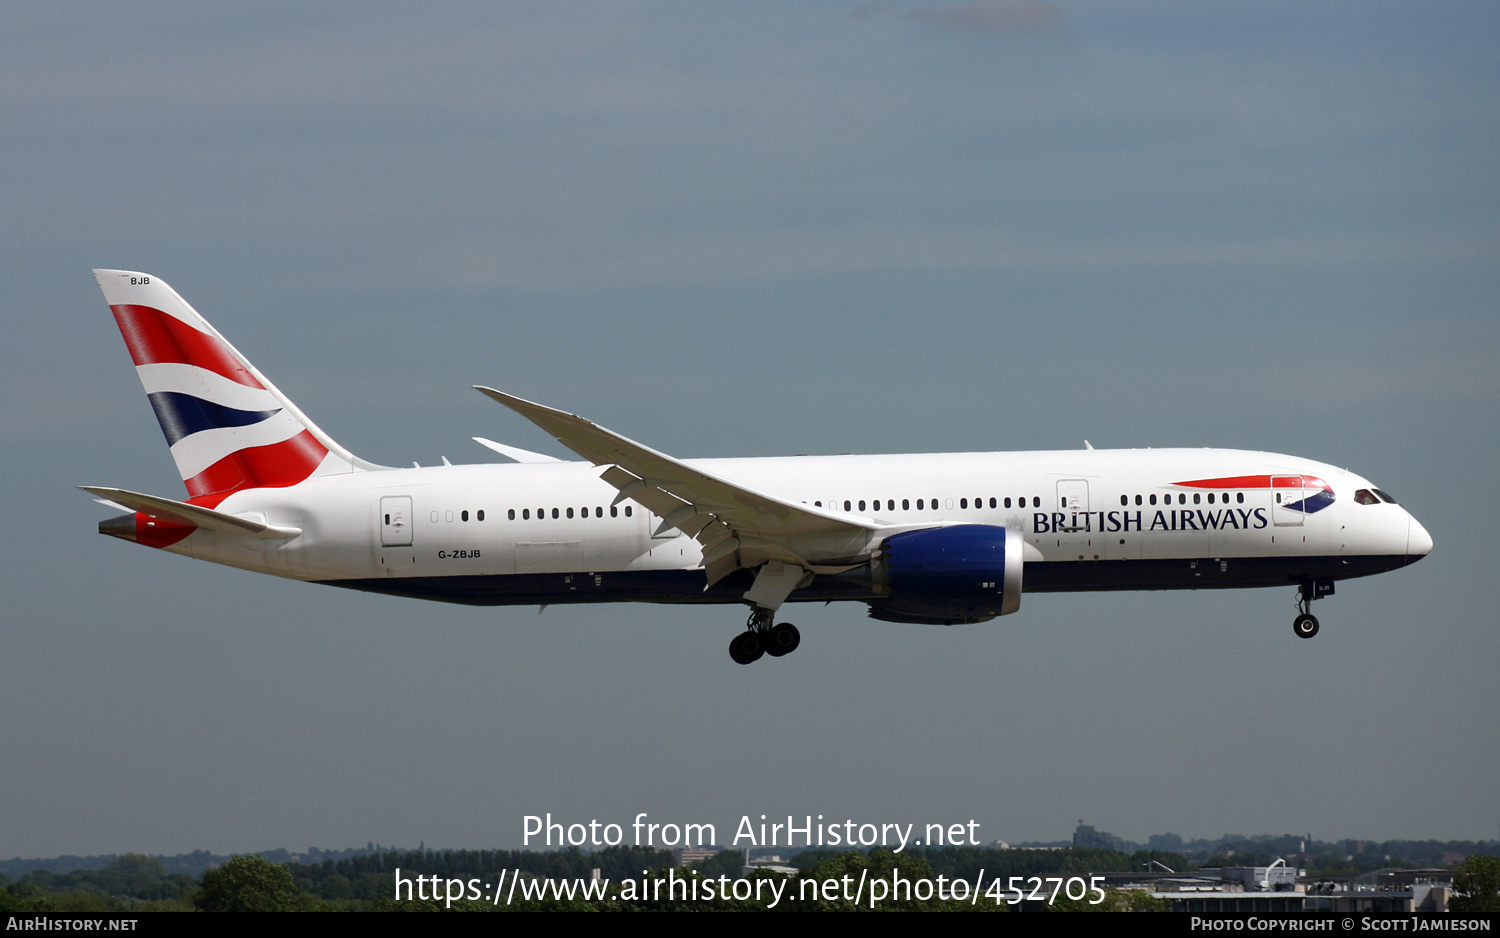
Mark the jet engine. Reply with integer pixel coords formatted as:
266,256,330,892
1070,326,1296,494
867,524,1023,624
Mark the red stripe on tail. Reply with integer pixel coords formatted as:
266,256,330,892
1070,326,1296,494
111,304,265,388
185,429,329,506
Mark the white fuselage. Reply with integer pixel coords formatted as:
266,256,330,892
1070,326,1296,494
156,447,1428,608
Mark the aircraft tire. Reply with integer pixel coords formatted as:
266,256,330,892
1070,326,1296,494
1293,613,1320,639
729,631,764,665
765,622,801,657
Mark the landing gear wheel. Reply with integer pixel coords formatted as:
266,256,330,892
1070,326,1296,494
765,622,801,657
729,630,764,665
1293,613,1320,639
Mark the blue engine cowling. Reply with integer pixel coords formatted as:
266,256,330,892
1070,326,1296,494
868,524,1023,624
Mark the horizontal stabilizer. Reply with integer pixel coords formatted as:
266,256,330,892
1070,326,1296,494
78,486,301,539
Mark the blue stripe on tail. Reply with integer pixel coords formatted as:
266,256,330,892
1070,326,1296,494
146,391,282,446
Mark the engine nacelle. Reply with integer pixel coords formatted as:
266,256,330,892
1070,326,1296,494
868,524,1023,624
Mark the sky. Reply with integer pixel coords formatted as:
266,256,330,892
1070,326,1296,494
2,1,1497,859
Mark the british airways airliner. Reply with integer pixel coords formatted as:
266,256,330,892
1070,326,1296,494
85,270,1433,664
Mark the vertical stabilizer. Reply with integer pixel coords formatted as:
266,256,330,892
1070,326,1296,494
94,269,380,506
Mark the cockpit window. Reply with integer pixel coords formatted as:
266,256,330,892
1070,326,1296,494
1354,489,1379,506
1373,488,1399,504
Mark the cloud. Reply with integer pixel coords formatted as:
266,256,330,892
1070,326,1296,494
906,0,1062,33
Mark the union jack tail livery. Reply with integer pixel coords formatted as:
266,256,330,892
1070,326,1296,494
95,269,374,508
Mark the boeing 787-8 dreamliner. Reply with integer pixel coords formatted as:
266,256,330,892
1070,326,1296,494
84,270,1432,664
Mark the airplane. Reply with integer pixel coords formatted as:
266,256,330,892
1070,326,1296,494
84,269,1433,664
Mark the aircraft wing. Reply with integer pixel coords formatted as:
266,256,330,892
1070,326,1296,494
474,387,878,584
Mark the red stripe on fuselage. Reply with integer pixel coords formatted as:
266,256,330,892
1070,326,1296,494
184,429,328,506
111,304,264,388
1173,474,1331,492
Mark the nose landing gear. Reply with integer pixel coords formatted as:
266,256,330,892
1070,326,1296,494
1292,580,1333,639
730,607,801,664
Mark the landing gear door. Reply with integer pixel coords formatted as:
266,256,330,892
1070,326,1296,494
1272,476,1304,527
380,496,414,546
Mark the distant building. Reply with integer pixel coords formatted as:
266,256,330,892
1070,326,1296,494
675,847,719,867
1073,821,1130,852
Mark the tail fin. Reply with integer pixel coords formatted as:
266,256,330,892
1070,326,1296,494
95,269,379,507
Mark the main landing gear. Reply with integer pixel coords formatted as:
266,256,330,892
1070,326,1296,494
1292,580,1333,639
729,607,801,665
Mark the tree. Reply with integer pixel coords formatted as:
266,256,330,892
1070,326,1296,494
195,855,299,912
1450,855,1500,915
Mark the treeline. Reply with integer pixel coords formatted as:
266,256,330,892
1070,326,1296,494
5,849,1498,913
0,845,366,881
1140,833,1498,872
7,836,1493,882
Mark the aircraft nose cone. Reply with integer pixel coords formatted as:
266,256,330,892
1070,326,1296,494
1406,515,1433,562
